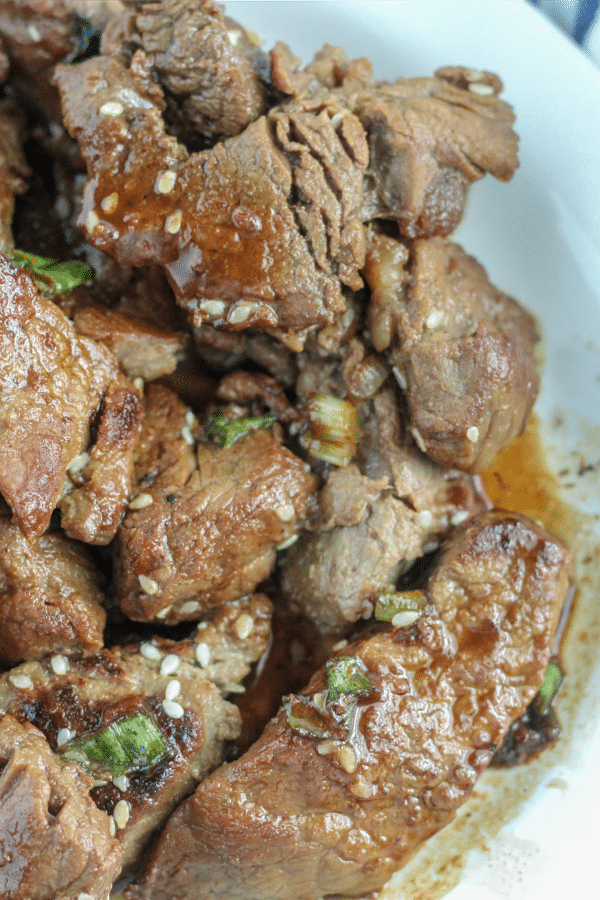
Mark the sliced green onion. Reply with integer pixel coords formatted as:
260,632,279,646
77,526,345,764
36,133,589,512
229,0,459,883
326,657,373,702
306,393,360,467
205,410,277,448
284,697,335,740
531,660,564,718
60,711,169,776
374,590,427,626
8,249,94,296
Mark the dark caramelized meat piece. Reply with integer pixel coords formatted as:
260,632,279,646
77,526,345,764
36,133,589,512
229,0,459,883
128,512,571,900
0,518,106,666
114,385,317,624
0,253,142,542
363,234,539,472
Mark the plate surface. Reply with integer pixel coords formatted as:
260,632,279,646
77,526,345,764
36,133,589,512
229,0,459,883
226,3,600,897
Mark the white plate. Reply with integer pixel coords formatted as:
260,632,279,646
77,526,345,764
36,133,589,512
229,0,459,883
226,3,600,898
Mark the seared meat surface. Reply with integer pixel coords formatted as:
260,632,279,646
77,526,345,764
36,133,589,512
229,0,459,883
0,518,106,666
0,713,123,900
115,384,317,624
129,511,571,900
0,253,142,542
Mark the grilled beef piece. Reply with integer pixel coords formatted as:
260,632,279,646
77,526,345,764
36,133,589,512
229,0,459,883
114,385,317,624
193,324,298,387
72,305,189,381
0,712,123,900
55,53,368,345
280,384,485,634
356,67,518,239
129,511,571,900
0,253,142,542
102,0,269,149
0,518,106,666
363,234,539,472
0,100,29,251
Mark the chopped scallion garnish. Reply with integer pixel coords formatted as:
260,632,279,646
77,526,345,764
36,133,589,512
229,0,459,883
306,393,360,467
8,249,94,296
326,657,373,702
60,711,169,776
205,410,277,448
374,590,427,626
531,660,564,718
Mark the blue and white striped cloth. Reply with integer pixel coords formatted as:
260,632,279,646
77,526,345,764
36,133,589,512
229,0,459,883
530,0,600,65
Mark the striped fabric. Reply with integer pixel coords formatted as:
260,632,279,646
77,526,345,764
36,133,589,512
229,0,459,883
529,0,600,64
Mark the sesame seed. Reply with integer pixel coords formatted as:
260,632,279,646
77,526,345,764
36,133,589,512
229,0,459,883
155,604,172,620
276,534,298,551
451,509,470,527
418,509,433,529
159,654,180,676
234,613,254,641
313,692,326,712
199,299,226,318
224,682,246,694
332,639,348,651
9,673,33,690
317,740,337,755
128,492,153,510
140,642,163,661
466,425,480,443
329,110,346,129
468,81,495,95
165,210,182,234
78,894,95,900
101,192,119,214
138,574,159,595
162,698,184,719
422,540,440,554
67,452,90,474
339,745,357,774
108,815,117,836
392,366,407,391
181,424,194,445
350,779,373,799
93,779,108,788
99,101,124,116
86,210,100,232
228,302,255,324
317,741,337,756
185,410,196,427
56,727,75,747
195,642,211,668
275,502,295,522
156,170,177,194
391,610,422,628
50,655,69,676
180,600,200,615
133,377,144,393
28,24,41,41
113,799,130,829
113,774,129,792
165,679,181,701
425,309,444,329
411,427,427,454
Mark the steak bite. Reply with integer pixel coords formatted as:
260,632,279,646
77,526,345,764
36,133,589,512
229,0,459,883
0,253,142,542
114,384,317,624
102,0,270,149
363,234,540,472
0,712,123,900
54,53,368,344
129,511,571,900
0,518,106,667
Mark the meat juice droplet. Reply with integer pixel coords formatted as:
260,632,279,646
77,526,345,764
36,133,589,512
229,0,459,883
231,205,262,234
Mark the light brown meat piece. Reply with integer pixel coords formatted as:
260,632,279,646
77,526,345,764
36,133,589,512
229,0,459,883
364,234,540,472
0,253,142,542
128,512,571,900
0,713,122,900
0,518,106,666
114,385,317,624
